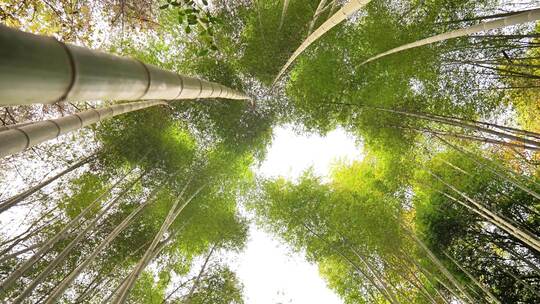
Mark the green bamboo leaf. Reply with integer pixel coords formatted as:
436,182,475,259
188,15,197,25
198,49,209,57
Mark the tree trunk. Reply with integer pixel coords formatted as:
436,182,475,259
0,206,58,252
439,160,539,234
438,136,540,201
273,0,372,84
11,173,142,304
112,184,204,304
306,0,329,35
0,243,41,264
374,106,540,149
0,216,58,258
401,252,455,304
502,266,540,298
467,233,540,277
361,8,540,65
162,278,196,304
84,239,153,303
440,158,471,176
302,223,399,304
410,126,540,151
424,170,540,253
331,229,401,304
468,62,540,80
440,9,539,25
408,108,540,141
105,219,192,303
348,246,402,304
328,101,540,146
402,225,476,303
184,243,217,303
395,259,441,304
327,0,338,19
278,0,290,30
0,25,247,106
0,100,169,159
449,59,540,70
0,155,94,213
103,273,131,304
0,168,133,293
44,183,154,304
442,251,501,304
71,261,111,303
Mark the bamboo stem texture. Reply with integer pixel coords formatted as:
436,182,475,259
0,25,248,105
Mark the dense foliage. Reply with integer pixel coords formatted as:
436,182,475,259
1,0,539,303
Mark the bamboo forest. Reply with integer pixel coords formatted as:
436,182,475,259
1,0,540,303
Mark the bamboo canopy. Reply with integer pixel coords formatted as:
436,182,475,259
0,25,249,106
360,8,540,65
273,0,372,85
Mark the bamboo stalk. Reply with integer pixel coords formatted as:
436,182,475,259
362,105,540,149
307,0,329,35
44,190,153,303
327,101,540,143
442,251,501,304
112,184,203,303
0,216,59,258
0,155,94,213
425,170,540,253
328,227,401,304
400,252,454,304
0,25,248,106
0,207,58,250
11,174,142,303
0,100,164,158
393,258,440,304
0,169,133,293
441,9,538,25
360,8,540,65
348,245,401,304
80,239,153,303
302,223,398,304
437,136,540,201
278,0,290,30
327,0,338,18
273,0,372,84
407,230,476,304
184,244,217,303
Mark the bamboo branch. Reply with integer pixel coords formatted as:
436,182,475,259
361,8,540,66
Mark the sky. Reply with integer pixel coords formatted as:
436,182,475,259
230,125,364,304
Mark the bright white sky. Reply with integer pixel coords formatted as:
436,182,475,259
229,125,363,304
257,125,364,180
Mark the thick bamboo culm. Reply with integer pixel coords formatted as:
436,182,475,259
0,25,248,106
273,0,372,84
361,8,540,65
0,100,166,158
0,25,252,158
